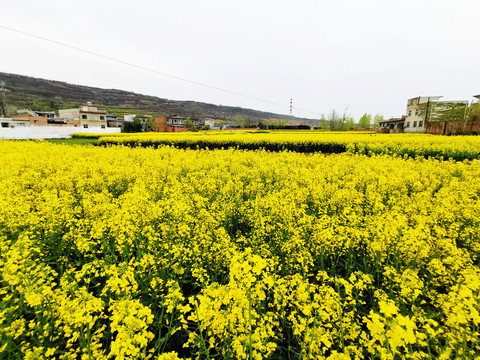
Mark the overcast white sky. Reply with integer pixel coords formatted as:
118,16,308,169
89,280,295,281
1,0,479,120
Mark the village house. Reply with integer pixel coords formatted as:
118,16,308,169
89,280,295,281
404,96,473,134
380,96,475,134
166,115,203,128
403,96,442,133
13,109,80,127
58,105,108,129
153,116,189,132
106,114,125,128
151,115,204,132
0,117,30,128
137,115,153,131
204,118,216,127
378,116,405,133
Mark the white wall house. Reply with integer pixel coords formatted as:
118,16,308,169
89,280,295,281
0,117,31,128
404,96,442,133
58,105,108,129
404,96,470,133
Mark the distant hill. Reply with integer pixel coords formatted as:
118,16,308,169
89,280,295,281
0,72,318,124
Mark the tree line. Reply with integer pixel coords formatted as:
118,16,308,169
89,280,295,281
316,111,384,131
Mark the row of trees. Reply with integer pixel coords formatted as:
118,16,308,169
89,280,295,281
179,113,386,132
318,111,384,131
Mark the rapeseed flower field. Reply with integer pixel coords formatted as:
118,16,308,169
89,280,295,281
97,131,480,160
1,137,479,359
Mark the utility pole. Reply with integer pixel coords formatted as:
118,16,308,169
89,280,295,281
289,98,293,119
0,81,8,117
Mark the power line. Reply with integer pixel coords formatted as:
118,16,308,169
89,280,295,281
0,25,322,117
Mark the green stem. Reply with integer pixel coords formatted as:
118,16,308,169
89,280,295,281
248,288,253,360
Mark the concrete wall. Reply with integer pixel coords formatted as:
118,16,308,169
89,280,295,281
58,108,80,119
80,119,107,129
0,126,121,139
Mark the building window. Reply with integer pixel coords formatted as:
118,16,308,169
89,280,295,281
413,121,417,127
1,123,8,128
415,109,420,115
83,124,88,128
34,120,38,123
406,122,410,127
100,116,105,120
101,125,105,129
82,114,87,119
408,110,412,116
419,121,423,127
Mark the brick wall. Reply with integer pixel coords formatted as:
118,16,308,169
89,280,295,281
427,120,480,135
13,116,48,126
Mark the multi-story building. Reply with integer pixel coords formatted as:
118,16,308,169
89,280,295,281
403,96,470,134
58,105,108,129
404,96,442,133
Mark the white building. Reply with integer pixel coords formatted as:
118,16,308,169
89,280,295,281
166,116,204,127
204,118,216,127
0,117,31,128
58,105,108,129
403,96,470,134
404,96,442,133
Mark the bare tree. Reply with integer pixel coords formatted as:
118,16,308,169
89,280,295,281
0,82,8,117
328,109,345,131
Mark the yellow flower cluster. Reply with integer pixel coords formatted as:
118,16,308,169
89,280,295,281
0,139,479,359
